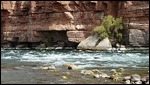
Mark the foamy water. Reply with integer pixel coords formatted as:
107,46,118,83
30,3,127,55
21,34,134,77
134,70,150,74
1,49,149,69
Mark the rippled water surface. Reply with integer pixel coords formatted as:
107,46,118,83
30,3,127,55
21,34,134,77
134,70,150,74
1,49,149,84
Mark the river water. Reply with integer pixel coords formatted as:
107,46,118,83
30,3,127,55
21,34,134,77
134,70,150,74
1,49,149,84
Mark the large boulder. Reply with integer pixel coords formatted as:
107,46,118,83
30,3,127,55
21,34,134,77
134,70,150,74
77,35,112,50
77,35,100,50
96,37,112,50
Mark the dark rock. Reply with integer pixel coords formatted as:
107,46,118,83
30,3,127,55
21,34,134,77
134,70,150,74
36,43,46,48
63,63,78,70
2,43,11,48
16,44,27,48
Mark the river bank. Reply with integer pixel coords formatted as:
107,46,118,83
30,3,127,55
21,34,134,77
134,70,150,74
1,46,149,51
1,63,149,84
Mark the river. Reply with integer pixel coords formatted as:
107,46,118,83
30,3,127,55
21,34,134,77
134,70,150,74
1,49,149,84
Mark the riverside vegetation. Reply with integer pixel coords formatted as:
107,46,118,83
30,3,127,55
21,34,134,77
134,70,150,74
92,15,124,46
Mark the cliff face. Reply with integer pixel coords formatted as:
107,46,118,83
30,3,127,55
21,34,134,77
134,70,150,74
1,1,149,48
118,1,149,47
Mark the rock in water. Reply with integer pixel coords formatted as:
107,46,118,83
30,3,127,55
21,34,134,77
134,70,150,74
141,77,147,82
146,81,149,84
63,63,78,70
61,76,68,80
123,76,131,81
41,66,49,70
48,65,56,71
125,80,131,84
92,69,101,74
77,35,112,50
81,70,95,75
110,69,117,74
40,65,56,71
101,73,109,78
67,64,78,70
63,63,71,67
131,74,141,82
135,80,142,84
93,74,100,78
118,67,125,71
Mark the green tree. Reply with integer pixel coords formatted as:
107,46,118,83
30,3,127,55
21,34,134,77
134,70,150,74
92,15,124,44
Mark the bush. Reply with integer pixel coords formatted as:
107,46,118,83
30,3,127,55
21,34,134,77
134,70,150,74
92,25,108,39
101,15,116,35
92,15,124,44
117,33,123,43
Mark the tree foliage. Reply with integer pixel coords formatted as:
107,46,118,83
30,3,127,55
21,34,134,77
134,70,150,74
92,15,124,44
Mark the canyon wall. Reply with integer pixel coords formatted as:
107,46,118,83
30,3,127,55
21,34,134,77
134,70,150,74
1,1,149,48
118,1,149,47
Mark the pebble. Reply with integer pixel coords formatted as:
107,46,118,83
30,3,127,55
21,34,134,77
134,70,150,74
92,69,101,74
118,68,124,71
113,77,119,81
93,74,100,78
135,80,142,84
146,75,149,81
61,76,68,80
101,73,109,78
131,74,141,82
114,72,122,77
68,64,78,70
125,80,131,84
123,76,131,81
110,69,117,74
63,63,78,70
48,65,56,70
94,57,99,59
41,67,49,70
81,70,95,75
110,75,115,79
146,81,149,84
141,77,147,82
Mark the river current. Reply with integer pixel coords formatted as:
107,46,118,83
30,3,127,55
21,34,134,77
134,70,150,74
1,49,149,84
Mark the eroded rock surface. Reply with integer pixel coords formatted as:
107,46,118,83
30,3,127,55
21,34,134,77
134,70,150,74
1,1,149,48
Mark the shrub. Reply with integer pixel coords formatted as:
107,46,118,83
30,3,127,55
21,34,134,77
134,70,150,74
117,33,123,43
92,15,124,44
101,15,116,35
92,25,109,39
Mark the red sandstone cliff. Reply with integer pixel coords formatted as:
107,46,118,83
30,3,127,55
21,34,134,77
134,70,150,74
118,1,149,46
1,1,149,48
